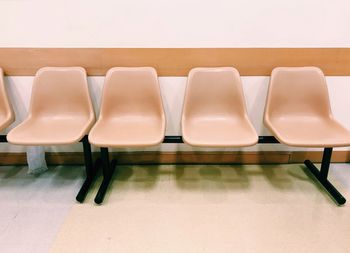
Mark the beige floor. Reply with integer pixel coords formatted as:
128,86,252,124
49,164,350,253
0,165,85,253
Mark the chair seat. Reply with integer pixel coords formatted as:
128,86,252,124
266,117,350,147
88,117,165,147
182,117,258,147
7,117,94,145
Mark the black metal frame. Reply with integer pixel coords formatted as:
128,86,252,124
0,134,99,203
0,135,7,142
94,147,117,204
93,135,346,205
304,148,346,205
1,134,346,205
75,135,101,203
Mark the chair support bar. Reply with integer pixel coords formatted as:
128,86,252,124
304,148,346,205
76,135,101,203
0,135,7,142
258,136,280,143
162,135,280,144
94,148,116,204
163,135,183,143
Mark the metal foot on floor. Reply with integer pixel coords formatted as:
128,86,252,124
304,147,346,206
76,136,101,203
94,148,117,205
76,158,102,203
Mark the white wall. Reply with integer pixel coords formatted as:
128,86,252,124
0,0,350,47
1,0,350,153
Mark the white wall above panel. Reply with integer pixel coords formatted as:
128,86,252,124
0,0,350,47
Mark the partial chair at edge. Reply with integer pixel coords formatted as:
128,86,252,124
0,68,15,145
89,67,166,204
264,67,350,205
6,67,97,203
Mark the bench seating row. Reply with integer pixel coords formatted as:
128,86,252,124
0,66,349,205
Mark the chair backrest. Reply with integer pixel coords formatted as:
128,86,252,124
182,67,248,120
30,67,94,119
0,68,14,126
264,67,332,121
99,67,165,119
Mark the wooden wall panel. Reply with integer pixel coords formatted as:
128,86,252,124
0,48,349,76
1,151,349,165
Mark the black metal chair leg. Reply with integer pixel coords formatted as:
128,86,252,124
76,136,100,203
94,148,116,204
304,147,346,205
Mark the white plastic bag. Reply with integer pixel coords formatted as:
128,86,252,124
26,146,48,175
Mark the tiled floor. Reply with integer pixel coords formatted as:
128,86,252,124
0,166,85,253
1,163,350,253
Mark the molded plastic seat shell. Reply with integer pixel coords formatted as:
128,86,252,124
0,68,14,132
88,67,166,147
7,67,95,145
181,67,258,147
264,67,350,147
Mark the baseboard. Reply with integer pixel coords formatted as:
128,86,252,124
0,151,349,165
